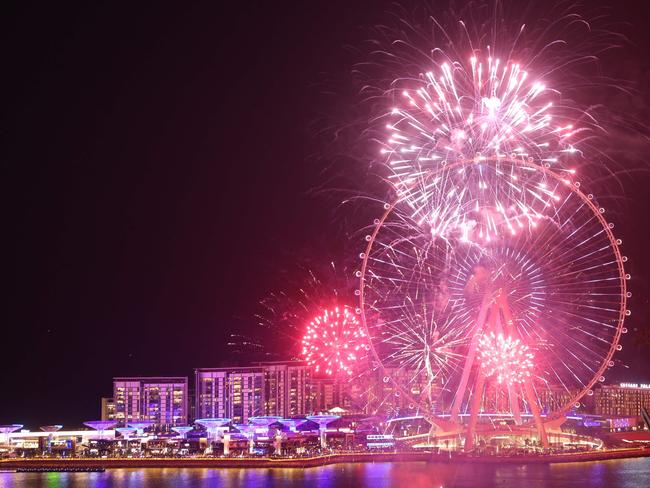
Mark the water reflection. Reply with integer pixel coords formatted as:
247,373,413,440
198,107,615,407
0,458,648,488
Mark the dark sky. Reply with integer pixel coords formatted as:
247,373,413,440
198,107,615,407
3,1,650,427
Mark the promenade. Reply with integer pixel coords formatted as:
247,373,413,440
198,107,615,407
1,448,649,470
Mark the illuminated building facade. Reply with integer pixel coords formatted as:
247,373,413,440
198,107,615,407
307,376,367,414
365,367,436,416
113,377,188,427
305,368,436,416
264,361,311,417
195,367,264,423
594,383,650,417
195,362,310,422
537,387,577,414
100,397,115,421
309,377,341,413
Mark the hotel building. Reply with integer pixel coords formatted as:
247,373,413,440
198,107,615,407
113,377,188,427
594,383,650,417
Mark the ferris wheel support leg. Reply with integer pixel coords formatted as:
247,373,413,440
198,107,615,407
498,296,522,426
523,381,548,447
451,294,493,423
508,383,522,425
464,373,486,452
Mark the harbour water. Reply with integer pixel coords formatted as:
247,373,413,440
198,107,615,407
1,458,649,487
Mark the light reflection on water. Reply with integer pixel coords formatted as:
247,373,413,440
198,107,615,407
1,458,649,488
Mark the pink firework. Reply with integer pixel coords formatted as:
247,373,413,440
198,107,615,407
383,56,578,167
301,306,367,377
380,55,580,245
477,332,534,385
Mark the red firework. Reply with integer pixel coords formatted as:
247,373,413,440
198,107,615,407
300,306,367,376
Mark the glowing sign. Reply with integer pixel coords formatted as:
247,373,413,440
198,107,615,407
367,442,395,449
367,434,394,440
619,383,650,389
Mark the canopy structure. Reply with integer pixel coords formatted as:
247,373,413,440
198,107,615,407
249,416,283,427
280,419,308,432
0,425,23,445
128,421,155,436
249,416,283,436
171,426,193,439
195,418,231,455
115,427,137,439
194,418,231,441
83,420,117,439
306,415,340,448
233,424,256,454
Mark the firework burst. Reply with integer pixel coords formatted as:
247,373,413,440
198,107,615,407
256,259,367,360
382,56,578,169
380,56,578,245
352,1,633,248
301,306,368,377
477,331,534,385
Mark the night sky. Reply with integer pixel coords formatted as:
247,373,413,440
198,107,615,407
3,1,650,427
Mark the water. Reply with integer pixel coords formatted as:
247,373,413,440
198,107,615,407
1,458,649,488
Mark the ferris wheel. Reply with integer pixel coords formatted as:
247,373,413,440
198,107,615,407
358,157,628,449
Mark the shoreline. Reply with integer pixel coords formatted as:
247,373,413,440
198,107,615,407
1,448,649,470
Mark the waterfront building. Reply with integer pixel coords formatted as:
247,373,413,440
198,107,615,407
308,377,341,413
593,382,650,417
263,361,311,417
195,366,264,423
100,397,116,421
195,362,310,422
188,389,196,422
306,376,366,414
3,427,119,457
113,377,188,427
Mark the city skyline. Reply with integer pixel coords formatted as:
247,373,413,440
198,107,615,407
4,352,647,430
